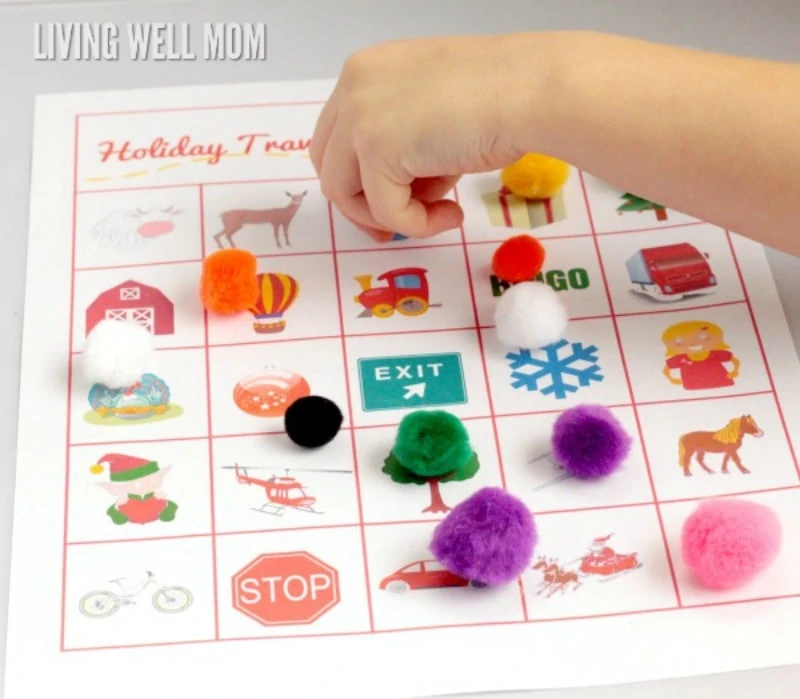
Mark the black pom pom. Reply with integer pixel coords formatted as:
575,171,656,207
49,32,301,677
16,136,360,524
284,395,343,448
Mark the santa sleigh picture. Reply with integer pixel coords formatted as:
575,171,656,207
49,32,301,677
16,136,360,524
533,534,643,598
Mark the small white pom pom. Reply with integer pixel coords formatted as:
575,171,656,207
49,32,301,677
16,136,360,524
493,281,568,349
83,319,154,389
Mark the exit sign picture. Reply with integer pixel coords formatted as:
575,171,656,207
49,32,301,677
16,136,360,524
357,352,468,412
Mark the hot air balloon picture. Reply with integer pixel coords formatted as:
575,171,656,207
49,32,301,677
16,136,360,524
247,272,300,334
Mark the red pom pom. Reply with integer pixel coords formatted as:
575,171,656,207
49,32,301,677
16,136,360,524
200,249,259,314
491,235,546,283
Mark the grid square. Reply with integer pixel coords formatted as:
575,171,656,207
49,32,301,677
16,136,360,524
457,168,591,242
660,489,800,606
215,527,371,639
202,181,331,255
331,205,462,250
616,304,771,404
74,261,205,351
355,418,504,524
582,173,700,234
63,537,216,650
345,329,491,427
336,246,475,336
364,521,526,631
75,186,203,269
70,347,209,445
498,408,653,513
595,224,745,315
206,253,341,346
207,338,350,438
522,505,678,620
466,237,611,328
67,439,212,544
211,433,360,533
638,394,798,502
481,318,632,415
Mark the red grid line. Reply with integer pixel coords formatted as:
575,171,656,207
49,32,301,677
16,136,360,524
77,99,326,119
453,184,530,620
78,175,319,195
60,591,800,653
725,231,800,481
578,170,683,607
65,483,800,548
328,201,376,632
199,184,221,640
593,220,706,236
67,390,777,449
60,113,81,652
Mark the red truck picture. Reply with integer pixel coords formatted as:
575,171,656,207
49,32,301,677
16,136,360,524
625,243,717,301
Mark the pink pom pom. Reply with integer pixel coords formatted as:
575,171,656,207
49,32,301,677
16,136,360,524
681,498,781,590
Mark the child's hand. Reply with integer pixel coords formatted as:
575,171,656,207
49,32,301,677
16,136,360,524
310,35,551,240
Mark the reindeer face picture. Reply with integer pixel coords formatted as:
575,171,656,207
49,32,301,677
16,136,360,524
90,206,184,250
678,414,763,477
214,190,308,250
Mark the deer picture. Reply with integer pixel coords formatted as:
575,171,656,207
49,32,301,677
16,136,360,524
214,191,307,249
532,556,582,597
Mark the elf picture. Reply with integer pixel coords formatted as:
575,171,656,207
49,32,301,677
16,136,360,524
91,453,178,525
661,320,740,390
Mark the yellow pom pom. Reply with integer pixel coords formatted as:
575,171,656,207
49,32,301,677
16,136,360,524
500,153,570,200
89,464,104,475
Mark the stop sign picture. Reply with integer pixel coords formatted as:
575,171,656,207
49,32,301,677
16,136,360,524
232,551,340,626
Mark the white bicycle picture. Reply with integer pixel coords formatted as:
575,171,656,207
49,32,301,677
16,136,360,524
79,570,193,619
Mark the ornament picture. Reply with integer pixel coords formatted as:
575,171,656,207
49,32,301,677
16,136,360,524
681,498,781,590
233,369,311,418
382,409,480,514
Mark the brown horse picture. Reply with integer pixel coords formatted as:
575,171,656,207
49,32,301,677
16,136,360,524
678,414,763,477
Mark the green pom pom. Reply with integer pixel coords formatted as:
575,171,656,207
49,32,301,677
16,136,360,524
391,410,473,478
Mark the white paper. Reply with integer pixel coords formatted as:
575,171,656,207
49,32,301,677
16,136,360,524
5,79,800,699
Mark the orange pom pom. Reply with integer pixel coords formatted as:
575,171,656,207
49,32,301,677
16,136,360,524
200,249,259,314
492,235,546,283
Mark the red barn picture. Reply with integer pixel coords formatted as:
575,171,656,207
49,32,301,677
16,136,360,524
86,280,174,336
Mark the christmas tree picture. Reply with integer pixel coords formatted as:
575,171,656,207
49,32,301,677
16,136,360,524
617,192,668,221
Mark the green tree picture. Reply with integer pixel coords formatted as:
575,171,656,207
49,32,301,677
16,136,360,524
382,451,480,514
617,192,668,221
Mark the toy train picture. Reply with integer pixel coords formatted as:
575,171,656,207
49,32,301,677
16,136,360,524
625,243,717,301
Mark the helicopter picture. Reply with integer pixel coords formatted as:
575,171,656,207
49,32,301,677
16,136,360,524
219,463,353,516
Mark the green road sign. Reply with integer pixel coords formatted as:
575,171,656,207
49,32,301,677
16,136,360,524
357,352,467,411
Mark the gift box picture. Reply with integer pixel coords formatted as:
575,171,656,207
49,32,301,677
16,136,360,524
482,186,567,230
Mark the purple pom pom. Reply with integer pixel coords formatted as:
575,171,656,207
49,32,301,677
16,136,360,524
429,487,536,586
551,404,632,479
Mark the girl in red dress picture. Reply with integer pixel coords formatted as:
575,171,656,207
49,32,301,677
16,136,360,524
661,320,740,391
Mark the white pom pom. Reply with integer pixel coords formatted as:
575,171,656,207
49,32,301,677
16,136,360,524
493,281,568,349
83,319,154,389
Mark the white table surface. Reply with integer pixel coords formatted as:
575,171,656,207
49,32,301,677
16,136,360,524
1,1,799,697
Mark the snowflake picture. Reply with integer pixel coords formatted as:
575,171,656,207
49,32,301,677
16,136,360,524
505,339,604,399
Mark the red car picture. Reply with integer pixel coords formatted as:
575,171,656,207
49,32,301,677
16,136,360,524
379,559,483,592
